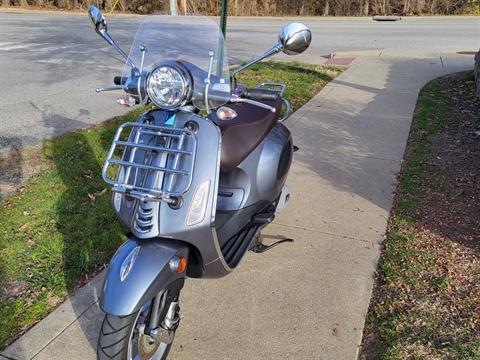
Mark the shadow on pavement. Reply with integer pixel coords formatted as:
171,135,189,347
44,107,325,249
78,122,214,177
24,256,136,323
290,57,440,210
288,55,474,244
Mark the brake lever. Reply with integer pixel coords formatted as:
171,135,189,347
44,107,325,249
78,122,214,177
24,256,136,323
229,95,276,113
95,85,125,93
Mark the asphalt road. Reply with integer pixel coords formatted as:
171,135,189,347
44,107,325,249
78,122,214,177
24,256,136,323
0,12,479,154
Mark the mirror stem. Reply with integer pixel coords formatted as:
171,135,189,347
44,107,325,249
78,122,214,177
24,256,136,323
101,31,137,69
232,43,282,77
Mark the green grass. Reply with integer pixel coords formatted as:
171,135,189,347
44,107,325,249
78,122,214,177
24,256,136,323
237,61,343,112
395,80,452,216
0,61,343,348
362,72,480,359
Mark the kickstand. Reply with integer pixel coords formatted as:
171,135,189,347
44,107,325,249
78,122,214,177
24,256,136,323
251,238,294,253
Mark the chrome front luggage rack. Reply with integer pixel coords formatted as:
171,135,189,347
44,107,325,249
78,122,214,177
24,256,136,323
256,82,291,122
102,122,197,203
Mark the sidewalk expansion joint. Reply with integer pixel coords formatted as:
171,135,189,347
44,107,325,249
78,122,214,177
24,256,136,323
273,221,360,241
30,299,100,360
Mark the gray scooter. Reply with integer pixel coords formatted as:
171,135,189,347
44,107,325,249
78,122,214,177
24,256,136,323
87,7,311,360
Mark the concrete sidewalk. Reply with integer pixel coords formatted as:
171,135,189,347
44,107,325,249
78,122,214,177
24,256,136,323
1,53,474,360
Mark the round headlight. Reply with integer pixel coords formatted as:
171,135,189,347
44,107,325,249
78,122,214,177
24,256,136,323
146,63,192,110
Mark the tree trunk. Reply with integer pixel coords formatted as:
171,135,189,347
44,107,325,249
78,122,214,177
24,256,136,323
178,0,187,14
403,0,409,15
324,0,329,16
363,0,370,15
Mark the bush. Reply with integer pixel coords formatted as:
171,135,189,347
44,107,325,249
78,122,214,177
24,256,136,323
2,0,479,16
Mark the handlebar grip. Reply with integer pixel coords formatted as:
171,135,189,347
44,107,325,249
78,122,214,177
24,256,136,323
245,88,279,102
113,76,127,86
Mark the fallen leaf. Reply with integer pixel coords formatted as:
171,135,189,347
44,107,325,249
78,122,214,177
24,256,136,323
87,188,108,205
94,188,108,197
19,223,30,231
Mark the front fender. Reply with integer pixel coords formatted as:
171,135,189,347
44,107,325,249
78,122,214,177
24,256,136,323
100,237,189,316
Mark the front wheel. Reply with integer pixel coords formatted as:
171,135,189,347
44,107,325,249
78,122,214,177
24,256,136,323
97,289,181,360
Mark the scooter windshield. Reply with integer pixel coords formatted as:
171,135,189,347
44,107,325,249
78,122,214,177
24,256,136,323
123,15,231,110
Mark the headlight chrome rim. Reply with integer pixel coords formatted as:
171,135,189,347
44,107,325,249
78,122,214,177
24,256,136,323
146,61,193,110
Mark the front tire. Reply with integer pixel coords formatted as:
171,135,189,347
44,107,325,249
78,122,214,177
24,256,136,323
97,290,180,360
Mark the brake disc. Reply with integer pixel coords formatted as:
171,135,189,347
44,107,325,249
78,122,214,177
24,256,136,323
138,332,161,360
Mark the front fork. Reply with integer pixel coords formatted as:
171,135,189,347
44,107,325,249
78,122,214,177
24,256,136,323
147,300,179,345
146,279,183,344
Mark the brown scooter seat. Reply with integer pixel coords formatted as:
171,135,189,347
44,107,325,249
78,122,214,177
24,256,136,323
208,96,282,172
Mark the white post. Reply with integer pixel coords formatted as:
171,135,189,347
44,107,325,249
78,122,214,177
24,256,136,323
170,0,177,15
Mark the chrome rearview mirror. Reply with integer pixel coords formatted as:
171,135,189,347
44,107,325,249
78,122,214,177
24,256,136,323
87,6,136,69
279,23,312,55
88,6,107,35
232,22,311,77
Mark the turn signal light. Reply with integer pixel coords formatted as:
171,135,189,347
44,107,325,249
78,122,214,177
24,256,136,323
216,106,238,121
177,256,187,273
170,255,187,273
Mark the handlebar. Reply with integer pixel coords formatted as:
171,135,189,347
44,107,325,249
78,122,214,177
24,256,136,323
105,79,279,113
244,88,279,102
238,87,291,120
114,76,128,86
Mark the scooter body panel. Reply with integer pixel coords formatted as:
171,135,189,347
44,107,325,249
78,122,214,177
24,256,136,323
100,237,189,316
217,123,292,213
215,123,293,268
111,110,225,273
108,112,292,281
